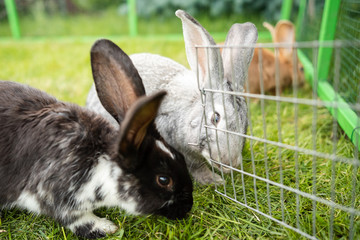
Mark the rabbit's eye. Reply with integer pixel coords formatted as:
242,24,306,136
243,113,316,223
156,175,174,190
211,112,220,126
299,66,304,72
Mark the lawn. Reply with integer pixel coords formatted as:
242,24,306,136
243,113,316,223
1,38,283,240
0,9,359,240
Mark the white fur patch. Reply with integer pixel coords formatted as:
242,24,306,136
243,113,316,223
68,212,118,234
93,217,118,233
117,197,138,214
75,155,119,206
156,140,175,159
15,191,41,214
74,155,139,215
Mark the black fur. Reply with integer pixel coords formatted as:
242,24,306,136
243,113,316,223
134,127,193,219
0,81,193,238
0,81,116,218
75,223,106,239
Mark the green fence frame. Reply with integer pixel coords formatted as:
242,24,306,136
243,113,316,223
127,0,138,36
291,0,360,150
4,0,21,39
280,0,293,20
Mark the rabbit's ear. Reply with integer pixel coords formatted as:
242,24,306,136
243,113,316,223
222,23,258,91
175,10,223,88
263,22,276,41
91,39,146,123
274,20,295,58
118,91,166,170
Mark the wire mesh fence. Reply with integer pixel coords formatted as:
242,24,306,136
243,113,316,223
197,41,360,239
298,0,360,110
330,0,360,107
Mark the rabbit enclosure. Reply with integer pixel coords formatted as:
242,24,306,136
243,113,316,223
0,0,359,239
201,0,360,239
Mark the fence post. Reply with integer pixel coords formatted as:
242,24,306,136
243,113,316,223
295,0,307,38
4,0,21,39
316,0,341,82
127,0,138,36
281,0,293,20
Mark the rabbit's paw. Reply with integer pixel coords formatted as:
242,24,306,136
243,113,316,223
70,213,118,239
94,217,118,234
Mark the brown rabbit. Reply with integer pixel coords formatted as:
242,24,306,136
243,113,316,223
220,20,305,94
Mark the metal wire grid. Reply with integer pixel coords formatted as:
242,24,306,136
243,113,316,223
296,0,324,43
298,0,360,107
196,41,360,239
329,0,360,106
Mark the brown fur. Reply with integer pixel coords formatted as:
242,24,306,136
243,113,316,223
221,20,305,94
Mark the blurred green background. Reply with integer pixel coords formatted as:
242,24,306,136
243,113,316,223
0,0,300,38
0,0,300,105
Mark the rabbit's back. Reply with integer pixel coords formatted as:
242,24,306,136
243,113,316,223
130,54,202,150
0,81,115,207
130,53,200,112
130,53,188,92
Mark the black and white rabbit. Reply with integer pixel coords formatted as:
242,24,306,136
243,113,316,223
0,39,193,239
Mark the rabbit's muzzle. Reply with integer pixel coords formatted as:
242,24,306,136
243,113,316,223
155,191,193,220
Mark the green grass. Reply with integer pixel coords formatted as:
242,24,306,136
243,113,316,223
1,38,283,240
0,37,359,240
0,10,359,238
0,38,189,105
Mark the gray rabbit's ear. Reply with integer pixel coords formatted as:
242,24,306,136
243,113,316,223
222,23,258,91
175,10,223,88
91,39,146,123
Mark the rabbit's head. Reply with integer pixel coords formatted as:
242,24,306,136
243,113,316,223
263,20,305,89
91,39,193,219
175,10,257,170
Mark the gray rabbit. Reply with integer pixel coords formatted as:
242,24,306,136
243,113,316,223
86,10,257,184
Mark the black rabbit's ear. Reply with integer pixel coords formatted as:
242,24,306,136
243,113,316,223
117,91,166,170
91,39,146,123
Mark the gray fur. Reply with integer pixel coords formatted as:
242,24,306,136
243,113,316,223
86,10,258,184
